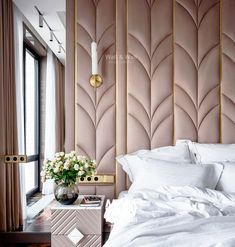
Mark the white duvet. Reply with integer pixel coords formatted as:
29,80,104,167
104,187,235,247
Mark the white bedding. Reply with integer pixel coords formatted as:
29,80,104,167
104,186,235,247
118,190,128,199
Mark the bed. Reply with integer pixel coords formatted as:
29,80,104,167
104,140,235,247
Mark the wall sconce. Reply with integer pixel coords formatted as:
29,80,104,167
90,42,103,88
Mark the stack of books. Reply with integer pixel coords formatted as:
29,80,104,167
80,196,101,207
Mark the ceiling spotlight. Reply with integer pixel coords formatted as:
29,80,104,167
39,13,43,28
50,30,53,41
58,43,61,53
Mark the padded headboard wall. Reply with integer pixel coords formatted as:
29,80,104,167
72,0,235,198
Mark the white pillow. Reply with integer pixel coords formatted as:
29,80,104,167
176,140,235,193
119,156,223,193
176,139,235,164
216,162,235,192
139,142,194,162
117,155,180,182
117,143,194,182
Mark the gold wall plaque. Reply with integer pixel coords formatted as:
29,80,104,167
0,155,28,163
78,175,115,184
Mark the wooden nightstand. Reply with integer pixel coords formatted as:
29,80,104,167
51,195,105,247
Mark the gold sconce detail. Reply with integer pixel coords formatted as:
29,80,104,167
89,74,103,88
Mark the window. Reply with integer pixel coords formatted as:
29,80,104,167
24,45,40,196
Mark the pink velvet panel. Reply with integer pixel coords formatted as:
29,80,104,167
197,0,220,143
73,0,235,198
127,0,174,153
221,0,235,143
175,0,220,143
76,0,116,198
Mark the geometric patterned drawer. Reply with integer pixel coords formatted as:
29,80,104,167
51,196,105,247
51,234,101,247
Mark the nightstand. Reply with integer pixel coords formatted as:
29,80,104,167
51,195,105,247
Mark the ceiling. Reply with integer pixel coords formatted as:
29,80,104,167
13,0,65,65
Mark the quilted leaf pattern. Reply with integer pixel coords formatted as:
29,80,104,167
76,0,116,172
74,0,235,196
221,0,235,143
197,0,220,142
127,0,174,152
175,0,220,142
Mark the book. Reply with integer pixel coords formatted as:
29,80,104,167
79,196,101,207
84,196,101,203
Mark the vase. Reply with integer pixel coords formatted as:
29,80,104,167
54,183,79,205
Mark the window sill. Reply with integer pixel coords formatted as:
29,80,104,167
27,193,54,220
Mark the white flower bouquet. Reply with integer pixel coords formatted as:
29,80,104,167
41,151,96,186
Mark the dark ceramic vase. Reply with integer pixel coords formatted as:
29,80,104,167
54,183,79,205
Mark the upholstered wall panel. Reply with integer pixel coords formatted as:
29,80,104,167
127,0,174,153
221,0,235,143
116,0,127,194
197,0,220,142
175,0,220,142
175,0,198,141
65,0,75,151
71,0,235,197
75,0,116,198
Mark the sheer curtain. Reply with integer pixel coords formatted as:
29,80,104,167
45,49,56,159
43,49,56,194
13,3,26,222
43,51,65,194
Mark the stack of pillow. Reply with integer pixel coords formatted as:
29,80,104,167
117,140,235,193
177,140,235,192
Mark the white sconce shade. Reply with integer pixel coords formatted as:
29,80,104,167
91,42,98,75
89,42,102,88
58,43,61,53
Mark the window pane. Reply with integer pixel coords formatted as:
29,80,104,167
25,161,38,194
25,50,38,155
24,48,40,195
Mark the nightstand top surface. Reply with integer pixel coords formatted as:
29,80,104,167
51,195,105,210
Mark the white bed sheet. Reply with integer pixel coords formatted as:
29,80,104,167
104,186,235,247
118,190,128,199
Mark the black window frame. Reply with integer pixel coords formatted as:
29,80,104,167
23,42,41,199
